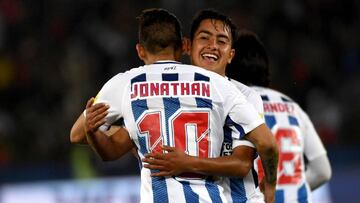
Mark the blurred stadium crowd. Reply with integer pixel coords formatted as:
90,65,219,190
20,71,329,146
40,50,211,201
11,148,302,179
0,0,359,183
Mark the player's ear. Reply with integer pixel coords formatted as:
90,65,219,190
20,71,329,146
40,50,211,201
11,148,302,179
182,37,191,56
136,43,146,61
227,48,235,64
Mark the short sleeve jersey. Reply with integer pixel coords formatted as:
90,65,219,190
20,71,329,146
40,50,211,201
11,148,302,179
95,61,264,203
253,86,327,203
218,78,265,203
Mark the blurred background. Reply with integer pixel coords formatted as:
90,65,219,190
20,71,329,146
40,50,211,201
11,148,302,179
0,0,359,202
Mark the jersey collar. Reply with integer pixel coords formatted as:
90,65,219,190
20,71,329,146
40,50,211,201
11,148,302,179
153,60,181,65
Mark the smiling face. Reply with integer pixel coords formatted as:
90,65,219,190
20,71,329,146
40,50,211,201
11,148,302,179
190,19,235,76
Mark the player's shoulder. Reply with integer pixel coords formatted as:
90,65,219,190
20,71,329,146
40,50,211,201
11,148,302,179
229,78,257,96
253,86,308,114
253,86,295,102
176,63,228,79
173,63,237,86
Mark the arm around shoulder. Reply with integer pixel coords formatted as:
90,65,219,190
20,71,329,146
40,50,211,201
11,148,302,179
245,123,278,203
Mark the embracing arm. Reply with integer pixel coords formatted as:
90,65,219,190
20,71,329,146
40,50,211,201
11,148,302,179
188,145,255,177
70,98,109,144
245,123,278,203
70,113,87,144
86,127,134,161
143,145,255,177
77,98,134,161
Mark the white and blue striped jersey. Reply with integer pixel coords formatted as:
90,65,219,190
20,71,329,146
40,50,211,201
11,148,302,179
95,61,264,203
218,78,265,203
253,86,327,203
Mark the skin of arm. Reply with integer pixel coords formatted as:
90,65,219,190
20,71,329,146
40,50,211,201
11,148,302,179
305,154,332,190
143,145,256,178
76,98,135,161
85,127,134,161
70,113,88,144
70,98,109,144
70,98,123,144
245,123,278,203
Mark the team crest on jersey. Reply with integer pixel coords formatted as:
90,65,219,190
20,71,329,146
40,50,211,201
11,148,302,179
130,81,211,100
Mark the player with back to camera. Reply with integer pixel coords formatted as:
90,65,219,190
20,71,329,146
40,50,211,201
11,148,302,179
71,8,277,203
143,9,278,203
226,30,332,203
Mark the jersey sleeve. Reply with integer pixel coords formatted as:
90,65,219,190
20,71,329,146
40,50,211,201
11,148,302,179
94,73,127,132
299,107,327,161
225,90,264,141
247,90,264,122
231,91,264,149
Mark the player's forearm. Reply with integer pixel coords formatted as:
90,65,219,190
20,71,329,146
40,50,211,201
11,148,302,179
256,141,278,199
186,155,252,177
257,140,278,203
86,128,134,161
247,124,278,185
86,130,114,160
259,145,278,185
70,113,88,144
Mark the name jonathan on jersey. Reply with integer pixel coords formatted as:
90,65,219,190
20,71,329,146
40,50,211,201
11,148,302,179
130,81,211,100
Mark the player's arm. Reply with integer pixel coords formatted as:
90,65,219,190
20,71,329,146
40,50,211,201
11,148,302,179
70,98,109,144
143,144,255,178
245,123,278,203
83,98,134,161
70,113,87,144
86,126,134,161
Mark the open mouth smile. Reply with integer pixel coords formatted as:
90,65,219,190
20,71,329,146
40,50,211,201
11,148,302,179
201,53,219,61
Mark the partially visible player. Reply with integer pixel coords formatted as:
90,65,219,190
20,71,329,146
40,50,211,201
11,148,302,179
78,8,277,203
226,30,332,202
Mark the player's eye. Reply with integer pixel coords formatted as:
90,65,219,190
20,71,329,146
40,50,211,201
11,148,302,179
218,38,229,45
218,40,226,45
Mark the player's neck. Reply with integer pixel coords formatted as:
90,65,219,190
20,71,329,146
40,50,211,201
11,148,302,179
144,54,179,65
143,47,182,65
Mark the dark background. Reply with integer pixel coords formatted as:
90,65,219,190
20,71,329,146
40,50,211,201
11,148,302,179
0,0,359,201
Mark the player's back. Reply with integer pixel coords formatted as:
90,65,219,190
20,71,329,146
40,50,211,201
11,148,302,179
253,86,313,203
97,61,263,203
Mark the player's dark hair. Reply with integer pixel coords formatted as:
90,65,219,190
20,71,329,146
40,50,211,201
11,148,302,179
137,8,182,54
226,30,270,87
190,9,238,47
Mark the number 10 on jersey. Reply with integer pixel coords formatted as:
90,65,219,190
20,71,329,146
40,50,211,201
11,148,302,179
137,110,210,158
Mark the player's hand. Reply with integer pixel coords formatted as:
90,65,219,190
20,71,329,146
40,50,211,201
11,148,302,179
142,145,189,177
84,97,109,134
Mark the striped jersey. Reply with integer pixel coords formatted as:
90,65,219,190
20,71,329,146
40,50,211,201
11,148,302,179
218,78,265,203
95,61,264,203
253,86,327,203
